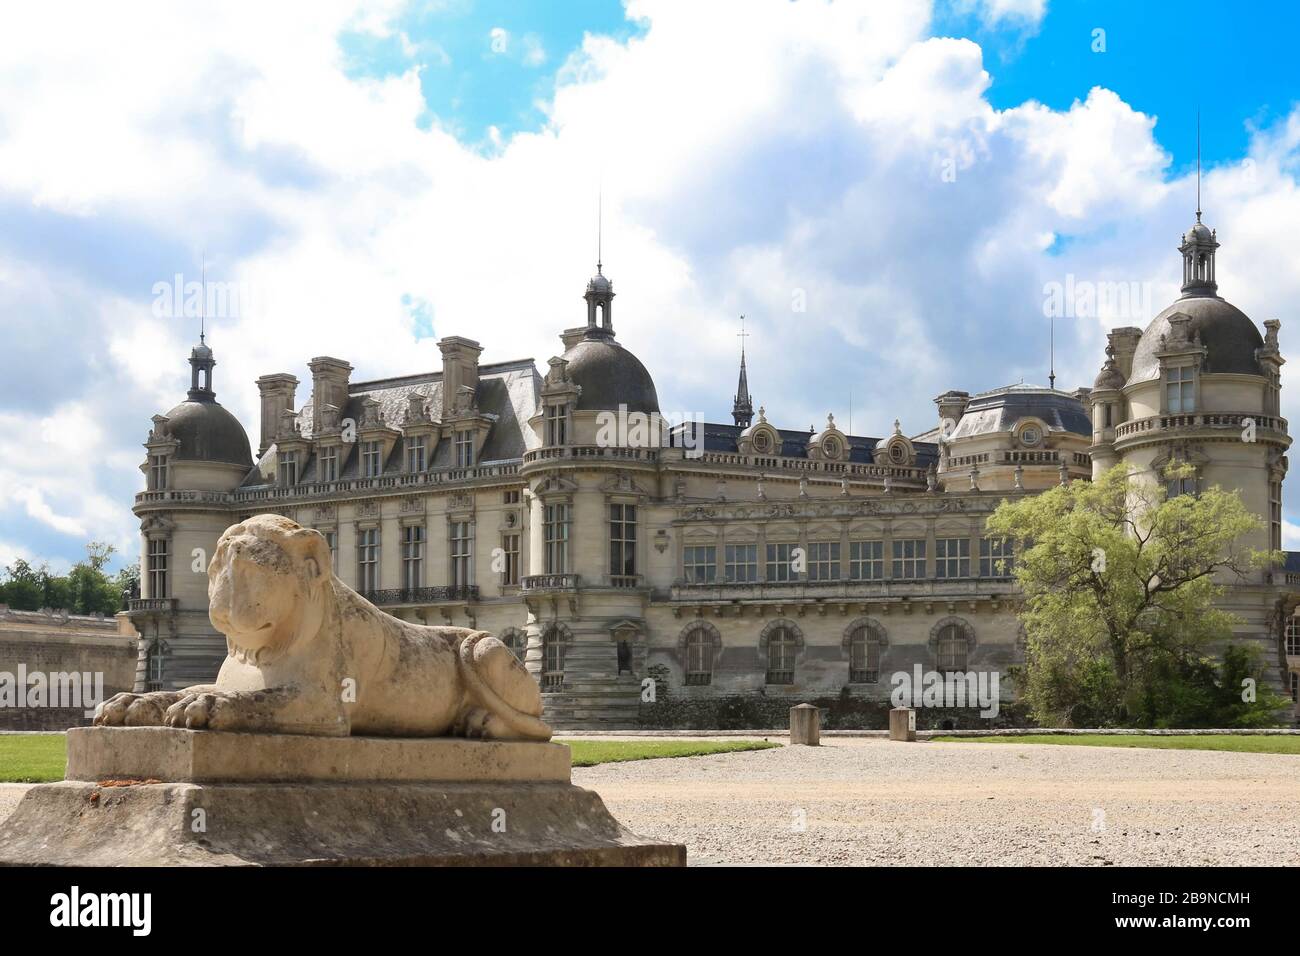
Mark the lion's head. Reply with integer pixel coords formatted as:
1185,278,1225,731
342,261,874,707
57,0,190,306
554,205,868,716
208,514,332,657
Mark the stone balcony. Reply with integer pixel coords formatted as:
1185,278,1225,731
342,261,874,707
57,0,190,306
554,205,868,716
360,586,479,607
662,576,1019,606
520,573,582,593
1113,411,1289,448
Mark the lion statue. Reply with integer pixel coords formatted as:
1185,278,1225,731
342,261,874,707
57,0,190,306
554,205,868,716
96,514,551,741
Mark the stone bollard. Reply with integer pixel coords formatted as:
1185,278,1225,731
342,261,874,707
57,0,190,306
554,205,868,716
889,707,916,742
789,703,820,746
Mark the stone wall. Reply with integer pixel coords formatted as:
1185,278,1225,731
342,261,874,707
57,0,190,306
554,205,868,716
0,608,138,730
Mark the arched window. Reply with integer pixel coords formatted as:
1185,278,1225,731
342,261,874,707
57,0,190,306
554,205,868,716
936,623,968,671
500,628,527,663
541,624,569,690
146,640,167,692
681,622,720,686
848,627,881,684
766,626,797,685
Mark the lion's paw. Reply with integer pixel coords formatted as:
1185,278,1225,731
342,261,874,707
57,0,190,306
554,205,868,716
163,693,218,730
95,691,179,727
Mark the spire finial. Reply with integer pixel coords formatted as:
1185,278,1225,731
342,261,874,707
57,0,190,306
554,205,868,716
1048,311,1055,390
200,249,207,344
1196,110,1202,223
731,315,754,427
596,188,603,274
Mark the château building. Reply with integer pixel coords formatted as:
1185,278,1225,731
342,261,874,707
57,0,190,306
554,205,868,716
127,209,1299,727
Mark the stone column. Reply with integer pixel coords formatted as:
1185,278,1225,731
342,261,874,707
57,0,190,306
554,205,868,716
789,702,820,746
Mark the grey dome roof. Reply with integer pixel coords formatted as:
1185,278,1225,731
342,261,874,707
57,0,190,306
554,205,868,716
586,272,613,295
948,384,1090,440
1184,221,1214,242
561,334,659,415
161,399,253,467
1128,295,1264,385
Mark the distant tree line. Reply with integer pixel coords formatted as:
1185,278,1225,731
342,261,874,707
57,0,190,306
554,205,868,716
0,543,139,616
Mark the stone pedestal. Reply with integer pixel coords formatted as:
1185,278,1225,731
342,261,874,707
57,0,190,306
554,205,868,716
0,727,684,867
889,707,916,742
789,703,820,746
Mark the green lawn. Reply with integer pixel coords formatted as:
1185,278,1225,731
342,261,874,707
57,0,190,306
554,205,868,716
561,739,779,767
932,733,1300,754
0,735,66,782
0,734,777,782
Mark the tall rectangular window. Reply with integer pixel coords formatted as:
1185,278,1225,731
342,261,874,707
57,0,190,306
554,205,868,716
935,538,970,578
849,540,884,580
1166,365,1194,413
1286,618,1300,657
357,528,379,592
455,431,474,468
501,533,520,586
278,451,298,486
766,543,796,582
147,455,168,491
406,436,426,472
361,441,382,477
979,537,1014,577
725,544,758,583
147,538,169,599
609,503,637,576
322,530,338,573
683,546,716,583
318,446,338,482
503,490,521,504
450,521,472,586
544,503,569,574
545,404,567,446
807,542,840,581
1271,481,1283,553
892,538,926,579
402,525,424,590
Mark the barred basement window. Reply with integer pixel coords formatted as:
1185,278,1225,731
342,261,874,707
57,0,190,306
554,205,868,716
357,528,379,592
1287,617,1300,656
892,538,926,579
146,641,166,692
807,542,840,581
684,630,714,685
849,540,883,580
541,627,567,690
848,628,880,683
402,525,424,589
765,627,797,684
935,538,969,578
683,545,716,583
936,623,968,671
724,544,758,582
979,537,1014,577
147,538,169,599
501,629,527,662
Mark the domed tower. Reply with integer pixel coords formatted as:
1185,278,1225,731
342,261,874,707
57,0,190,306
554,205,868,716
1091,206,1290,685
129,335,253,692
520,261,662,726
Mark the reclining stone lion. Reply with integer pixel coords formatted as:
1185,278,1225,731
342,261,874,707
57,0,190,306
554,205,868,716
96,514,551,741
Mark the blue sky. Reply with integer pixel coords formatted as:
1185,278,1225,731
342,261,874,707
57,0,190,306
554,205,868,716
2,0,1300,574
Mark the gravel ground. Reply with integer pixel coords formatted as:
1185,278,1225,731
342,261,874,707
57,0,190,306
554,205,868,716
571,737,1300,866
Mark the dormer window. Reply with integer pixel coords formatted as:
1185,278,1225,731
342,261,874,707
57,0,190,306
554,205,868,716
406,435,427,472
753,431,773,454
318,445,339,482
545,403,568,446
455,430,474,468
1019,426,1041,447
278,451,298,486
1166,365,1195,413
361,441,382,477
147,454,169,491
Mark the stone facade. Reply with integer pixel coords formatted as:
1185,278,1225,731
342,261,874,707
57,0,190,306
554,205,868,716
127,217,1298,728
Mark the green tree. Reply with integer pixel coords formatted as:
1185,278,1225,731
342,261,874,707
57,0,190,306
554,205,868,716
985,463,1287,727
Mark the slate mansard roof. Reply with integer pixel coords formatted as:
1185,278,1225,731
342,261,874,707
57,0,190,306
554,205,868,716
678,421,940,468
945,384,1091,441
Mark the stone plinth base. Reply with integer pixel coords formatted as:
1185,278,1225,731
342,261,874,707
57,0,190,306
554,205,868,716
889,707,916,742
0,728,684,867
